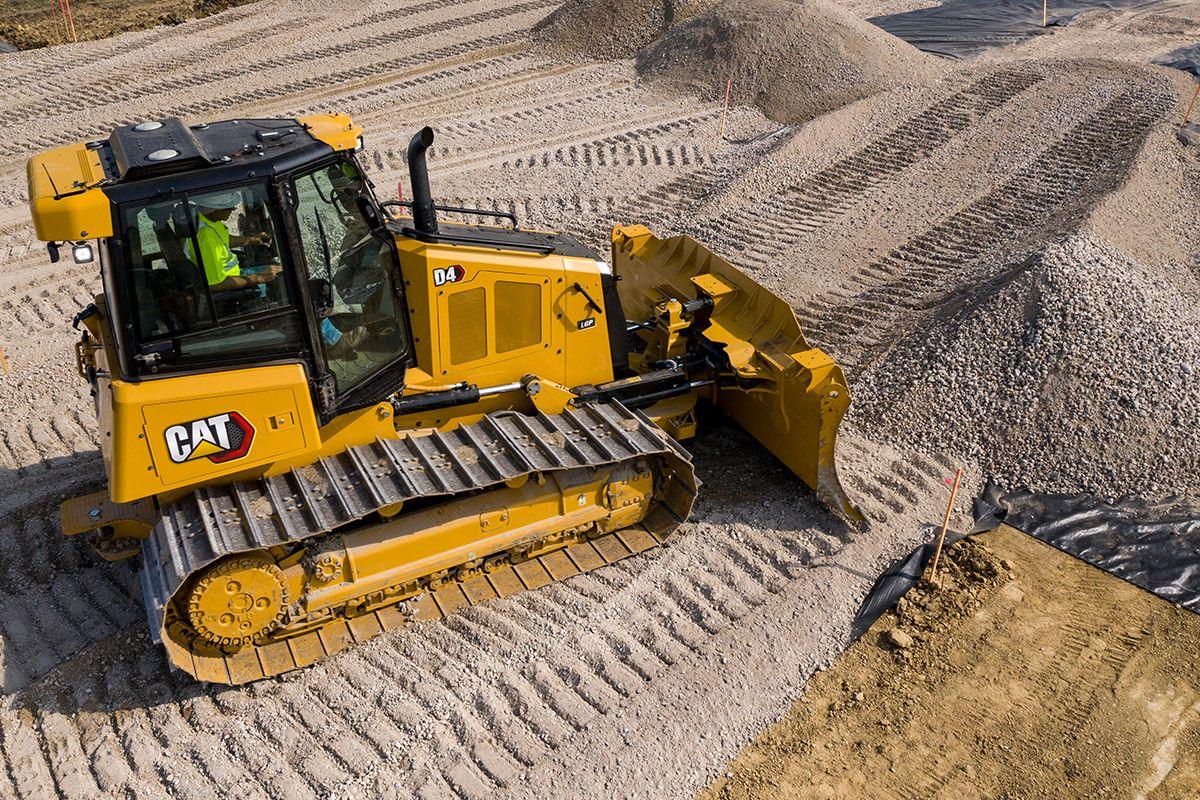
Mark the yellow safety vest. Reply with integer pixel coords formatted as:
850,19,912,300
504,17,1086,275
184,214,240,286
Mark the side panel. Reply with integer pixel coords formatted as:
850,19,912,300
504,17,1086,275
108,364,321,502
395,235,616,391
433,263,555,382
560,256,613,387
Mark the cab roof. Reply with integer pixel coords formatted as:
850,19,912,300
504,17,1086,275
27,113,361,242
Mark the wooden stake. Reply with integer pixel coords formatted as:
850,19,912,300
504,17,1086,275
52,0,68,41
928,467,963,587
1043,0,1047,27
1184,84,1200,125
62,0,78,42
719,78,732,140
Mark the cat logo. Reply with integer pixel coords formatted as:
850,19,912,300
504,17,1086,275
164,412,255,465
432,264,465,286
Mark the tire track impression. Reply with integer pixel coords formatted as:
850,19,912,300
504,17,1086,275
692,63,1049,265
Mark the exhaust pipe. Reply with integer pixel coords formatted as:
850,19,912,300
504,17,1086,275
406,126,438,235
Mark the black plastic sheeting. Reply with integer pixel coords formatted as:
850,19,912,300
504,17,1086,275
1154,43,1200,78
850,533,939,639
972,484,1200,612
870,0,1158,58
849,483,1200,638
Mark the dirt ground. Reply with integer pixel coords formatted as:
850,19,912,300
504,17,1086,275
700,527,1200,800
0,0,1198,797
0,0,253,49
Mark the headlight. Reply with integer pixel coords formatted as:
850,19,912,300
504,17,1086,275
72,242,95,264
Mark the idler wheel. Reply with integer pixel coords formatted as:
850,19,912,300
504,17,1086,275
186,556,288,647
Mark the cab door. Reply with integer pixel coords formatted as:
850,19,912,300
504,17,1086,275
287,159,414,411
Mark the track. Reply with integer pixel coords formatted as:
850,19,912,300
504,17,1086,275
0,0,1178,795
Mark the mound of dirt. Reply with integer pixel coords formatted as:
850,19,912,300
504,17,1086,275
532,0,718,61
0,0,248,50
852,233,1200,498
634,0,938,124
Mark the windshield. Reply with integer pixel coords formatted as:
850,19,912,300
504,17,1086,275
119,182,304,369
293,160,409,394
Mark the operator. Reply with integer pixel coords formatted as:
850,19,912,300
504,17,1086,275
185,191,282,292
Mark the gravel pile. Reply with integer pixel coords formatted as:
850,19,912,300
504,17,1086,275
532,0,718,60
851,233,1200,499
635,0,937,124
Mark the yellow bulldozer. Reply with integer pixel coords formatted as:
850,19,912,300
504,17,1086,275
27,113,858,684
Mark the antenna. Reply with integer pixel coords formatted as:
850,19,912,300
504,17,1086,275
42,163,63,200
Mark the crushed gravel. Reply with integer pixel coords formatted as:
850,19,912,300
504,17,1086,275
852,232,1200,499
532,0,718,60
636,0,941,124
0,0,1197,797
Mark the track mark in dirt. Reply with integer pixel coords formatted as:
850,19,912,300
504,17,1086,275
804,81,1170,369
0,3,277,93
694,64,1049,264
0,5,555,160
8,16,318,123
701,529,1200,800
429,107,724,175
1,434,949,800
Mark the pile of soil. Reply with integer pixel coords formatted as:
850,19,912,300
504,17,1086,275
702,527,1200,800
532,0,718,61
852,233,1200,498
635,0,939,124
0,0,247,50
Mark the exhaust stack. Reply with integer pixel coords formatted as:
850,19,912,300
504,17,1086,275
407,126,438,235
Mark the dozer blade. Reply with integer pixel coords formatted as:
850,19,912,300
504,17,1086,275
612,224,863,521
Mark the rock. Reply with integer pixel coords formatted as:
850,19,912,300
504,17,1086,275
851,233,1200,498
884,628,914,649
1177,122,1200,147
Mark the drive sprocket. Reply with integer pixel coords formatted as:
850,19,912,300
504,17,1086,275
185,556,288,647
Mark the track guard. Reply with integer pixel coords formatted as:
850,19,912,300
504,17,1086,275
612,225,863,520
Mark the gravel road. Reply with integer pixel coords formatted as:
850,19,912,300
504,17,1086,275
0,0,1196,797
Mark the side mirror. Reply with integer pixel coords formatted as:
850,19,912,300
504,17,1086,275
309,278,334,317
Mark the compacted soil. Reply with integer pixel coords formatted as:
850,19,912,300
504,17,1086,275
0,0,255,50
700,527,1200,800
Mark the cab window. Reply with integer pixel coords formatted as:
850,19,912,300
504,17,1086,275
120,183,304,370
292,161,409,395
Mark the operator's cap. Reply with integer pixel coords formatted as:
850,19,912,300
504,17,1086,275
194,190,242,209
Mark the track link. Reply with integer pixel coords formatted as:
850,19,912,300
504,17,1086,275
141,402,698,683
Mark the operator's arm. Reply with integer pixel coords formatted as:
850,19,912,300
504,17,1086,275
210,264,282,293
231,231,272,248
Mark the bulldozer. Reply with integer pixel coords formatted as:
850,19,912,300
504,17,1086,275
26,113,858,684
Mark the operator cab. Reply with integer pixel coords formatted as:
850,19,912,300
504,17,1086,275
30,114,413,415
